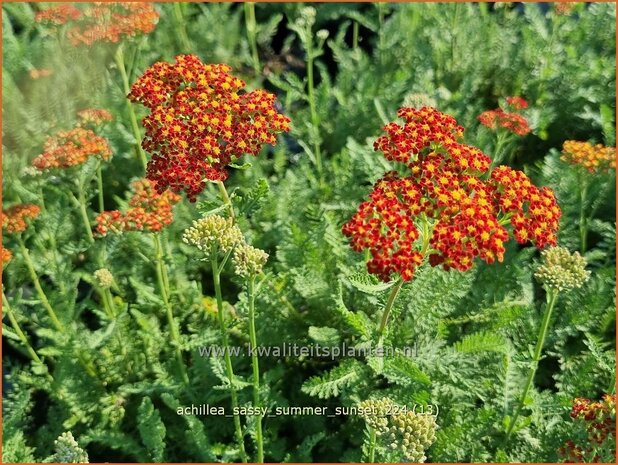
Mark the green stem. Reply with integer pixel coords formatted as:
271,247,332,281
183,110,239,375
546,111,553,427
579,176,589,253
244,2,261,76
368,427,377,462
172,2,192,52
69,184,94,243
377,3,385,67
3,291,44,365
217,180,235,221
114,45,148,170
247,275,264,462
211,247,248,463
306,34,323,183
153,233,188,384
352,21,359,50
376,278,404,346
17,236,64,332
96,162,105,212
504,290,559,443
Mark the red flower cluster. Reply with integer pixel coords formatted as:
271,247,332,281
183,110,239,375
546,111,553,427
35,4,81,25
1,204,41,234
77,108,113,127
505,96,528,110
32,127,112,171
559,395,616,463
343,107,561,282
36,3,158,45
129,54,291,201
95,179,181,236
479,97,531,136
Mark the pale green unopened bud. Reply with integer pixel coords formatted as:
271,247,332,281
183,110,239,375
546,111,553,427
359,398,394,434
233,244,268,277
52,432,89,463
183,215,243,254
316,29,329,41
534,246,590,292
94,268,114,289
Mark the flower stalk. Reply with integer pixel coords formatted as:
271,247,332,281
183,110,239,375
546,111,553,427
244,2,261,76
3,291,44,365
247,275,264,462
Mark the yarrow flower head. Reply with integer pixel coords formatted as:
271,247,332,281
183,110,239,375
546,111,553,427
129,54,291,201
233,244,268,277
479,96,531,136
359,398,437,463
29,68,53,79
95,179,180,236
559,395,616,463
94,268,114,289
2,245,13,267
561,140,616,173
534,246,590,292
2,204,41,234
35,4,82,25
182,215,243,254
37,3,159,46
343,107,561,282
77,108,113,127
51,431,89,463
32,128,112,171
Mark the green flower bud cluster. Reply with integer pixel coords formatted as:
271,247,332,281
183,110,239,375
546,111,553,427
93,268,114,289
233,244,269,278
183,215,243,254
51,432,89,463
358,398,394,433
358,398,437,463
534,246,590,292
387,410,437,463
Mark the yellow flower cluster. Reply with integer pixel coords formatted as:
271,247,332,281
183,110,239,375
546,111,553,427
561,140,616,173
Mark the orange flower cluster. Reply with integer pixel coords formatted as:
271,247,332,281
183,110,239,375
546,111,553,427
343,107,561,282
35,4,81,25
36,3,158,45
32,127,112,171
561,140,616,173
95,179,181,236
29,68,53,79
1,245,12,266
129,54,291,201
559,395,616,463
77,108,113,127
479,97,531,136
1,204,41,234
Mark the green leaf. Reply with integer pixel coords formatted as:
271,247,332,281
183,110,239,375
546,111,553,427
347,272,395,294
137,397,166,462
301,359,365,399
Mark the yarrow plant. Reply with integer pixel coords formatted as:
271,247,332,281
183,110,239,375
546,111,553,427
128,54,291,200
95,179,181,236
343,106,560,283
561,140,616,173
505,246,590,444
559,395,616,462
2,204,41,234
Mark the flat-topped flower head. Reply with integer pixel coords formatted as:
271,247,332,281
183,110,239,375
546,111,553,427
562,140,616,173
534,246,590,292
2,204,41,234
183,215,243,254
479,96,531,136
233,244,268,277
33,128,112,171
129,55,291,201
95,179,180,236
343,107,561,282
35,4,82,25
